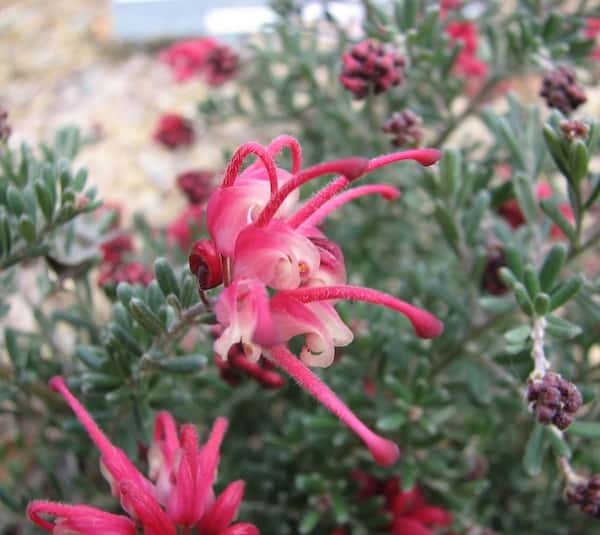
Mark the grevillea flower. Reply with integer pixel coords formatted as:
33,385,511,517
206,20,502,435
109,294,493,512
497,181,574,238
177,170,216,204
446,21,489,81
27,376,259,535
154,113,195,149
204,45,239,86
167,204,205,251
101,234,135,265
159,37,219,82
352,471,453,535
191,135,443,466
585,18,600,61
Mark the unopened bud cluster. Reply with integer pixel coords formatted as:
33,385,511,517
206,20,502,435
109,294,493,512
340,40,405,99
527,372,582,430
567,475,600,518
382,110,423,148
559,119,589,142
540,66,587,115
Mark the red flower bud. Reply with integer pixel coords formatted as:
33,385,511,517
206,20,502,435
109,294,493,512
189,239,223,289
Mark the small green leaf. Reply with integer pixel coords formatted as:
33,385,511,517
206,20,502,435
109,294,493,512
513,172,538,225
504,325,530,344
545,315,582,339
155,257,180,299
299,510,320,534
75,345,108,370
158,354,207,373
540,199,576,242
534,293,550,316
523,424,547,476
129,298,166,336
34,180,54,222
568,421,600,440
524,265,540,299
549,276,583,311
18,214,36,243
377,413,406,431
546,427,571,458
539,243,567,291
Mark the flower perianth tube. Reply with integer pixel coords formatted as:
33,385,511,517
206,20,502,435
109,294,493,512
256,157,370,226
221,142,279,195
366,148,442,171
266,135,303,174
269,345,400,466
299,184,401,228
49,376,153,497
279,286,444,339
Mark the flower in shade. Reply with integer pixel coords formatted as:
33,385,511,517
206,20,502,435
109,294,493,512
497,181,574,238
27,376,259,535
190,135,444,466
159,37,219,82
154,113,195,150
204,45,239,86
339,40,405,99
167,204,205,251
177,170,216,205
352,471,453,535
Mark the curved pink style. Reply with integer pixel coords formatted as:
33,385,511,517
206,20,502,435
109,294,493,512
269,345,400,466
222,142,279,195
278,285,444,339
266,135,302,174
299,184,401,228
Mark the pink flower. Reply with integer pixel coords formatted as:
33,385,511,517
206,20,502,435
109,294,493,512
98,261,154,288
215,344,285,389
497,181,574,238
154,114,195,150
204,45,239,86
159,37,219,82
446,21,489,81
100,234,134,265
192,135,444,466
177,170,216,204
586,19,600,61
167,204,205,251
28,376,259,535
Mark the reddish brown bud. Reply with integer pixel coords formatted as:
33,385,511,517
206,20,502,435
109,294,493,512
382,110,423,148
527,372,582,430
189,239,223,289
540,66,587,115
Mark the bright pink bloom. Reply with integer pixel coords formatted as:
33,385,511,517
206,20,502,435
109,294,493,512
586,19,600,61
446,20,489,80
196,136,444,465
167,204,204,251
159,37,219,82
153,113,195,149
28,377,258,534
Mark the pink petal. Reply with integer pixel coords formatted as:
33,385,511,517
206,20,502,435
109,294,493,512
27,501,136,535
120,481,177,535
220,523,261,535
409,505,453,527
148,412,180,504
391,517,433,535
197,480,245,535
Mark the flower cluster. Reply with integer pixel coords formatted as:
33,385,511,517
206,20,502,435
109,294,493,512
567,474,600,519
154,113,195,150
177,170,216,205
540,65,587,116
446,20,488,80
339,40,405,99
527,372,582,430
97,206,153,288
497,181,574,238
382,110,424,148
160,38,239,86
28,377,258,535
189,135,443,465
350,470,453,534
585,18,600,61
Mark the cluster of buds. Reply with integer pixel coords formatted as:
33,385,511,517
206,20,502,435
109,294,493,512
567,475,600,518
382,110,423,148
527,372,582,430
559,119,589,142
204,45,239,87
0,106,10,143
188,135,443,465
160,38,239,86
540,66,587,116
28,377,258,534
177,169,216,204
153,113,195,149
339,40,405,99
351,470,453,534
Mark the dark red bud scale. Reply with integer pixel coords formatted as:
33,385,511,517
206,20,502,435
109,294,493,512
189,240,223,289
